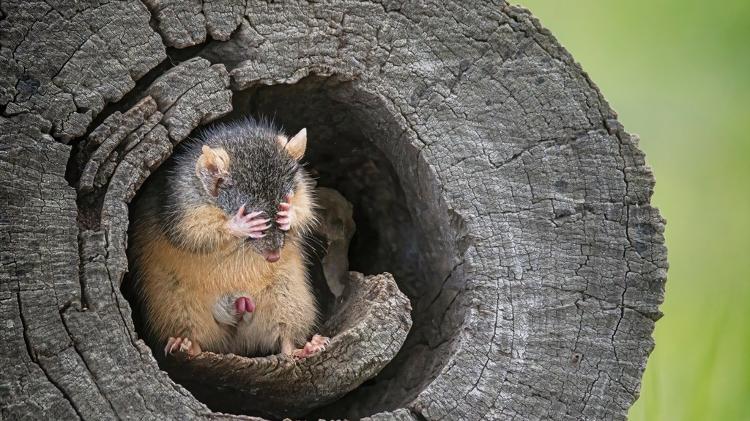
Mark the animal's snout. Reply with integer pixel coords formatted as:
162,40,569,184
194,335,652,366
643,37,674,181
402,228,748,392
263,249,281,263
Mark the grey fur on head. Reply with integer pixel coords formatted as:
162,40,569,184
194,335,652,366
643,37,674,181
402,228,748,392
163,117,302,254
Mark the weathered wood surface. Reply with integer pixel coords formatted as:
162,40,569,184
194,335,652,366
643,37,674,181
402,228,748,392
1,1,667,420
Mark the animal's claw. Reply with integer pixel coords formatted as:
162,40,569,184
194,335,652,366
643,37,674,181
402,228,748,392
292,334,330,359
164,336,201,360
248,218,271,227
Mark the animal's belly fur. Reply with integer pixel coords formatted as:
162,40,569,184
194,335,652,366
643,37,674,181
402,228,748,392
138,233,311,355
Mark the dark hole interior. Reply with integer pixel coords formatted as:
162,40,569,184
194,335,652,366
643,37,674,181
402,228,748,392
122,76,464,420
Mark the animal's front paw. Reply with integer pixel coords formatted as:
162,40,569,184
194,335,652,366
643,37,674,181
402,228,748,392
276,193,295,232
292,334,330,359
164,337,202,361
227,205,270,238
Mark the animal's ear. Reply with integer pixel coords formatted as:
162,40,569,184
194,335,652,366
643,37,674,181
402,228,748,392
195,145,231,197
277,128,307,160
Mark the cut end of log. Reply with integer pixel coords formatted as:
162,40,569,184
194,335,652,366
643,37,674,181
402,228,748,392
2,2,666,420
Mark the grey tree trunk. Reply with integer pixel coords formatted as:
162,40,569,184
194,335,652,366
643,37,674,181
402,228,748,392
0,1,667,420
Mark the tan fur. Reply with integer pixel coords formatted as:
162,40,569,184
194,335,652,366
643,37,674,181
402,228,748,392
195,146,231,176
195,146,231,197
131,179,317,356
277,128,307,160
288,177,315,236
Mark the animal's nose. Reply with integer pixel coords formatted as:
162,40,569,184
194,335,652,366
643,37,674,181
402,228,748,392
263,249,281,263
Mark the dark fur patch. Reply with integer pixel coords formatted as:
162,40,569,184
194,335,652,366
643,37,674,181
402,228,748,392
162,118,300,252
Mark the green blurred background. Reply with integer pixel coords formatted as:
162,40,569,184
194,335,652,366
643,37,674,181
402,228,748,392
513,1,750,420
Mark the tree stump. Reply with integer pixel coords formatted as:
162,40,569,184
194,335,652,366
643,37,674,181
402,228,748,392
1,1,667,420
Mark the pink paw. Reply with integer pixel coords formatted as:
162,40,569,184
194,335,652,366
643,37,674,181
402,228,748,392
164,337,201,360
292,334,330,360
276,193,295,232
227,205,270,238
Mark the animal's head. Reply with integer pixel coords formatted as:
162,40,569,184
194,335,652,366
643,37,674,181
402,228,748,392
192,120,308,261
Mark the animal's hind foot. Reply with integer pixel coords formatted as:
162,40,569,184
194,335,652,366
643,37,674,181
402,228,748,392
292,334,330,359
164,336,202,360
